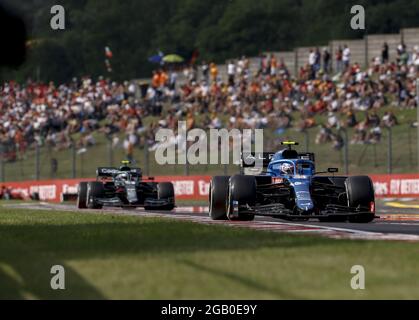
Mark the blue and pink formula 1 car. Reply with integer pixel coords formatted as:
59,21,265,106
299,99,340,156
209,142,375,223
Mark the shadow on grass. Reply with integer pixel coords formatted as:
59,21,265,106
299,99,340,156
0,261,105,299
178,259,302,299
0,217,340,299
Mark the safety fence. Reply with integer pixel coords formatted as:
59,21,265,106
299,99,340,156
3,173,419,203
0,123,417,183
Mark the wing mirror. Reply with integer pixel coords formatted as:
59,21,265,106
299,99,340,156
328,168,339,173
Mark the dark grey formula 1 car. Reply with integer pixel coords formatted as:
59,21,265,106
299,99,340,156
77,161,175,210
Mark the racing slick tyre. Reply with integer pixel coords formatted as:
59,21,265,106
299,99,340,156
228,175,256,221
77,182,88,209
158,182,175,210
345,176,375,223
209,176,230,220
87,182,105,209
145,182,175,211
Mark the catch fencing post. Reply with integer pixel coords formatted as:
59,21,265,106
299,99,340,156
71,144,76,178
364,32,369,69
35,144,40,180
185,157,190,176
108,138,114,166
340,128,349,175
408,125,413,167
184,142,190,176
304,129,309,152
416,78,419,171
80,152,84,178
0,158,4,182
387,126,393,174
144,145,149,177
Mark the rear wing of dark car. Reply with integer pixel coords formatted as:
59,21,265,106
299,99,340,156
97,167,119,177
130,168,143,177
96,167,143,178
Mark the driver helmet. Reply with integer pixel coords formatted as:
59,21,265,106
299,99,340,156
117,172,129,181
280,162,294,175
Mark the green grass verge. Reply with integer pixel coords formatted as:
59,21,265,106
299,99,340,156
1,208,419,299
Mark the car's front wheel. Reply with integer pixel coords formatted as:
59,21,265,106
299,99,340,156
145,182,175,211
227,175,256,221
209,176,230,220
87,182,104,209
346,176,375,223
77,182,88,209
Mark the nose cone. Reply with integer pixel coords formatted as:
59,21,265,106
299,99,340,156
296,199,314,212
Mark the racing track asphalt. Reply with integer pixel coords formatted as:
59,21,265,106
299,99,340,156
172,201,419,236
5,200,419,240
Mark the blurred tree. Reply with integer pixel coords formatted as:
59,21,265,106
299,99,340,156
2,0,419,83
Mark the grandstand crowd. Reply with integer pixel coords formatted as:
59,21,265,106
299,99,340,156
1,42,418,161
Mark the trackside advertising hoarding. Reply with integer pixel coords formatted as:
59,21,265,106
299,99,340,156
3,174,419,202
3,176,211,202
370,174,419,198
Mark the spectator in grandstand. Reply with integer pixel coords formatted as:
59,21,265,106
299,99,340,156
315,125,331,145
382,42,389,64
314,48,321,74
366,111,380,128
270,54,278,76
411,46,419,66
342,44,351,70
169,71,178,90
331,132,344,150
209,63,218,83
323,48,331,73
344,110,358,128
367,126,382,144
382,111,398,127
201,61,209,83
351,120,368,144
259,53,270,75
308,49,317,80
336,45,343,73
327,112,339,129
227,60,236,86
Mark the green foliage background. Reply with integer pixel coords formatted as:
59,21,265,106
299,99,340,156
1,0,419,83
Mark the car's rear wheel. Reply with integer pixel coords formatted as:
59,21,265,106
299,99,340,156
346,176,375,223
209,176,230,220
87,182,104,209
228,175,256,221
77,182,88,209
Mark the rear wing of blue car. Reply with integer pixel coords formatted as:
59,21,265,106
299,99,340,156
241,153,275,169
298,153,315,162
241,153,274,175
